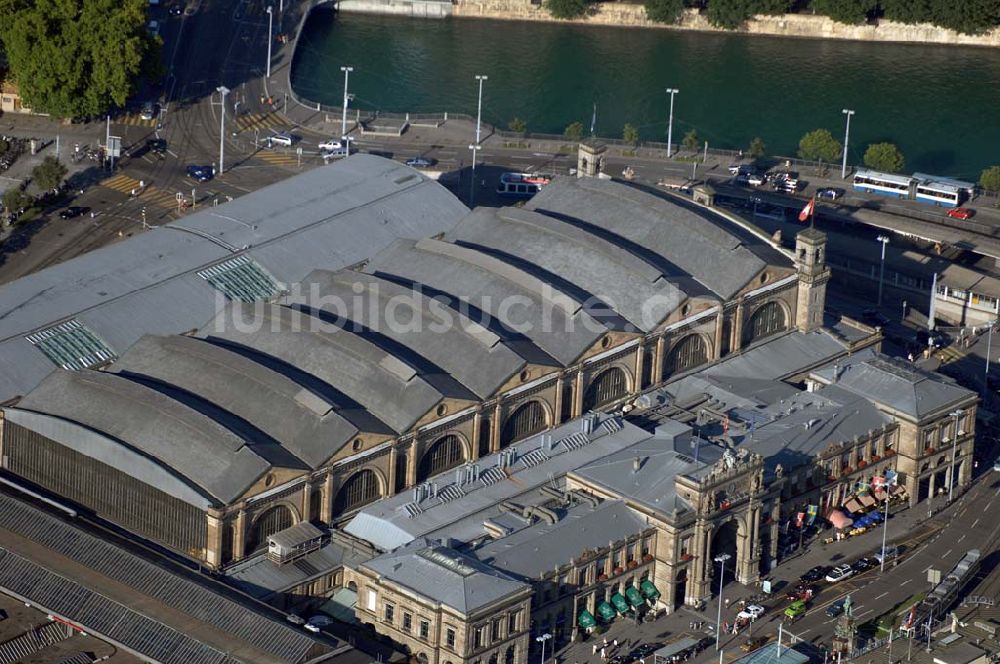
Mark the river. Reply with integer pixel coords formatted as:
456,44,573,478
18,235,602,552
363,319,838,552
291,8,1000,179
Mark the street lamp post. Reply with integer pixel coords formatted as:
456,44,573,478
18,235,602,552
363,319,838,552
879,478,891,574
470,74,487,207
876,234,890,307
536,633,553,664
666,88,679,158
841,109,855,179
714,553,732,652
217,86,230,175
265,7,273,79
340,66,354,141
948,409,965,504
984,321,996,396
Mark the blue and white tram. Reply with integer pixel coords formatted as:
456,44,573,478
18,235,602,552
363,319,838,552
853,169,916,199
914,180,961,208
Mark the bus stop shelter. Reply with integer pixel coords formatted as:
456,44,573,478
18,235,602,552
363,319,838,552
653,638,700,664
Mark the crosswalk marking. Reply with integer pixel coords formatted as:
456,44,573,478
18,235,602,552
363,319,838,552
115,114,157,127
253,151,302,168
100,174,141,194
936,346,967,364
234,112,285,134
99,175,184,210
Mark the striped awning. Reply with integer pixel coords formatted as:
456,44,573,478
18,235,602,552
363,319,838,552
625,585,644,607
640,579,661,600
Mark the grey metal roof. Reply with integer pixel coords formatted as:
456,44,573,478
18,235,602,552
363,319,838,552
0,155,467,403
11,370,272,505
365,239,602,367
473,501,649,580
731,643,810,664
345,414,649,551
811,354,975,420
364,538,528,614
695,330,850,382
570,430,721,517
267,521,324,550
110,335,359,469
446,207,679,332
201,302,444,434
526,177,774,300
287,269,526,400
0,492,326,663
225,535,373,600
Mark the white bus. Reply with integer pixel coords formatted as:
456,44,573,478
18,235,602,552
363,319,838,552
852,169,916,199
915,180,961,208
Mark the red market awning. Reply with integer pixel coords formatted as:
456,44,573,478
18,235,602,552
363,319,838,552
858,493,877,508
891,484,907,497
828,509,854,530
844,498,864,514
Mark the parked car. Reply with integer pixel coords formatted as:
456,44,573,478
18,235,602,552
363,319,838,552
826,598,847,617
147,19,160,36
304,615,333,633
817,187,844,200
740,637,769,653
784,600,807,620
140,102,157,120
800,566,828,583
318,138,342,151
947,207,973,220
405,157,437,168
748,173,766,186
915,329,946,349
59,206,90,219
170,3,183,14
186,164,214,182
861,309,890,326
737,604,765,620
993,460,1000,472
285,614,306,625
851,557,876,573
873,545,902,565
825,564,855,583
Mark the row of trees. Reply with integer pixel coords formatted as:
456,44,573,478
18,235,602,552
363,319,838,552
0,0,161,118
1,155,69,222
546,0,1000,35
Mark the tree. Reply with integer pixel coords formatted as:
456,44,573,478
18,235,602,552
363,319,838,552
810,0,878,25
564,121,584,141
2,188,32,215
622,123,640,146
508,117,527,134
0,0,160,118
645,0,685,24
748,136,766,159
545,0,589,19
798,129,842,163
863,142,906,173
980,166,1000,195
706,0,754,29
682,129,700,152
31,156,68,192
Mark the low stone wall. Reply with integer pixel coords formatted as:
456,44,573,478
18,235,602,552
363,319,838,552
448,3,1000,47
337,0,452,17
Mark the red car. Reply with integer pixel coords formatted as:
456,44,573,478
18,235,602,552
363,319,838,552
947,207,973,220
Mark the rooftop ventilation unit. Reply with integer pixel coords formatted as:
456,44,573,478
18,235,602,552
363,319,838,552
560,432,590,452
480,467,507,486
519,449,549,469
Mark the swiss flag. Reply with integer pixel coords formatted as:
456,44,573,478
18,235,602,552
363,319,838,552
798,196,816,223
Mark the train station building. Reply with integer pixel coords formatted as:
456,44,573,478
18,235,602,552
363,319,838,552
0,156,978,664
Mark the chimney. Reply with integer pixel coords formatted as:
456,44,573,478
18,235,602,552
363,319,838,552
431,482,438,497
542,434,552,452
582,416,593,435
632,456,641,473
412,487,420,503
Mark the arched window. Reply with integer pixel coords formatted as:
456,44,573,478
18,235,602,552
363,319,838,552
332,469,380,517
745,301,787,344
394,452,408,493
505,646,516,664
582,367,628,411
221,522,234,565
418,434,465,482
247,504,295,552
663,334,708,379
559,381,574,423
500,401,547,448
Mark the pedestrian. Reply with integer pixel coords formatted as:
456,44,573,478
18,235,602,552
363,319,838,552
90,211,95,219
725,598,730,608
603,639,608,649
592,645,598,656
613,640,618,649
600,648,606,660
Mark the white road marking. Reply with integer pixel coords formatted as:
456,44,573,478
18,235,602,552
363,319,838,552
901,579,912,586
875,592,889,600
855,609,874,618
943,549,952,558
958,535,966,542
972,518,980,528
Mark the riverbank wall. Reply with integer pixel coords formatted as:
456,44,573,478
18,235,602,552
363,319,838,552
335,0,1000,47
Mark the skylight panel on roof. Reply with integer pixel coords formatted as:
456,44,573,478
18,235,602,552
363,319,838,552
419,548,476,576
197,255,280,302
25,319,117,371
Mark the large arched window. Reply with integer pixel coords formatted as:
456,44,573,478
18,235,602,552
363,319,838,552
221,523,234,565
500,401,547,448
505,646,516,664
247,504,295,552
478,418,492,458
582,367,629,411
640,349,655,389
417,434,466,482
663,334,708,379
394,452,408,493
308,487,323,524
332,469,380,517
745,301,787,344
